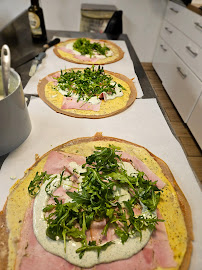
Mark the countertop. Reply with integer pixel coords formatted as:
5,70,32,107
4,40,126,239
170,0,202,15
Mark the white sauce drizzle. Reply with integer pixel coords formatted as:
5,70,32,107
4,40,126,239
68,162,86,183
120,161,138,175
33,162,156,268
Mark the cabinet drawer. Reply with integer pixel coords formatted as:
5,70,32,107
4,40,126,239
162,44,202,123
152,38,175,84
165,1,185,25
161,20,202,80
165,1,202,48
187,93,202,149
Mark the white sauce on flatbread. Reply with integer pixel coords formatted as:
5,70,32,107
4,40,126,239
33,162,155,268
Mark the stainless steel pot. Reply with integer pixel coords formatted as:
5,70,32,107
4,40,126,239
0,67,32,155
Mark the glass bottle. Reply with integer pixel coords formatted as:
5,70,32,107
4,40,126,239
28,0,47,42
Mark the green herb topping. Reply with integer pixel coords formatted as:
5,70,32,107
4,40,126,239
54,66,125,103
28,170,67,197
73,38,110,58
28,146,163,258
28,171,51,197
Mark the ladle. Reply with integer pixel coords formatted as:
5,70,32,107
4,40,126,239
1,44,11,97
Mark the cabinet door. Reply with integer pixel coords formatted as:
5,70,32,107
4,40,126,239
187,94,202,149
161,20,202,81
153,38,202,123
165,1,185,27
164,46,202,123
165,1,202,48
152,38,175,84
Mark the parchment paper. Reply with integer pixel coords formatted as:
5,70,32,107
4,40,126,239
0,98,201,269
24,38,143,98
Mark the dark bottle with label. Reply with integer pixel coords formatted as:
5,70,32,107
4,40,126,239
28,0,47,42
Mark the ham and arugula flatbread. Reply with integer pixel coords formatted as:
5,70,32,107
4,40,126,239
53,38,124,65
37,66,137,118
0,133,193,270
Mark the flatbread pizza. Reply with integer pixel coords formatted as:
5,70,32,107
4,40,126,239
37,66,137,118
53,38,124,65
0,133,193,270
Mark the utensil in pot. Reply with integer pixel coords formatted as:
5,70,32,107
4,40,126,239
1,44,11,97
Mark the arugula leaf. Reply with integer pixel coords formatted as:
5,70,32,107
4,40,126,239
109,170,137,192
45,175,58,196
28,171,51,197
85,145,121,174
140,190,161,211
76,241,114,259
43,204,55,212
73,38,110,57
66,191,90,204
115,227,129,244
28,170,67,198
46,225,59,240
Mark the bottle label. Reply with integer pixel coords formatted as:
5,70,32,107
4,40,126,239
28,12,42,35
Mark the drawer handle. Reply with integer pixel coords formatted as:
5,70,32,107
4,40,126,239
177,67,187,79
170,7,179,13
165,27,173,34
194,22,202,30
160,44,167,52
186,46,198,57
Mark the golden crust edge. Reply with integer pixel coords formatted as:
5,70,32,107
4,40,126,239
0,200,8,270
37,68,137,119
0,132,193,270
53,38,124,65
151,156,193,270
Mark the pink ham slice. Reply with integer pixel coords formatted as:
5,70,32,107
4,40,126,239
89,210,176,270
119,151,166,189
58,46,99,62
61,96,101,111
15,202,77,270
48,186,70,205
90,220,107,244
47,185,79,206
58,46,75,54
152,240,177,268
152,210,177,268
86,220,117,245
99,92,107,101
74,55,98,62
43,151,86,175
94,242,156,270
133,207,142,216
152,210,168,241
46,72,61,86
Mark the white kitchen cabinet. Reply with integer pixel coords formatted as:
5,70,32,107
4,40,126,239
152,38,175,86
187,94,202,149
153,37,202,122
165,1,202,48
152,1,202,148
161,20,202,80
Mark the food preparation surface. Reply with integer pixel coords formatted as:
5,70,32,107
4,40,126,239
0,98,201,269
